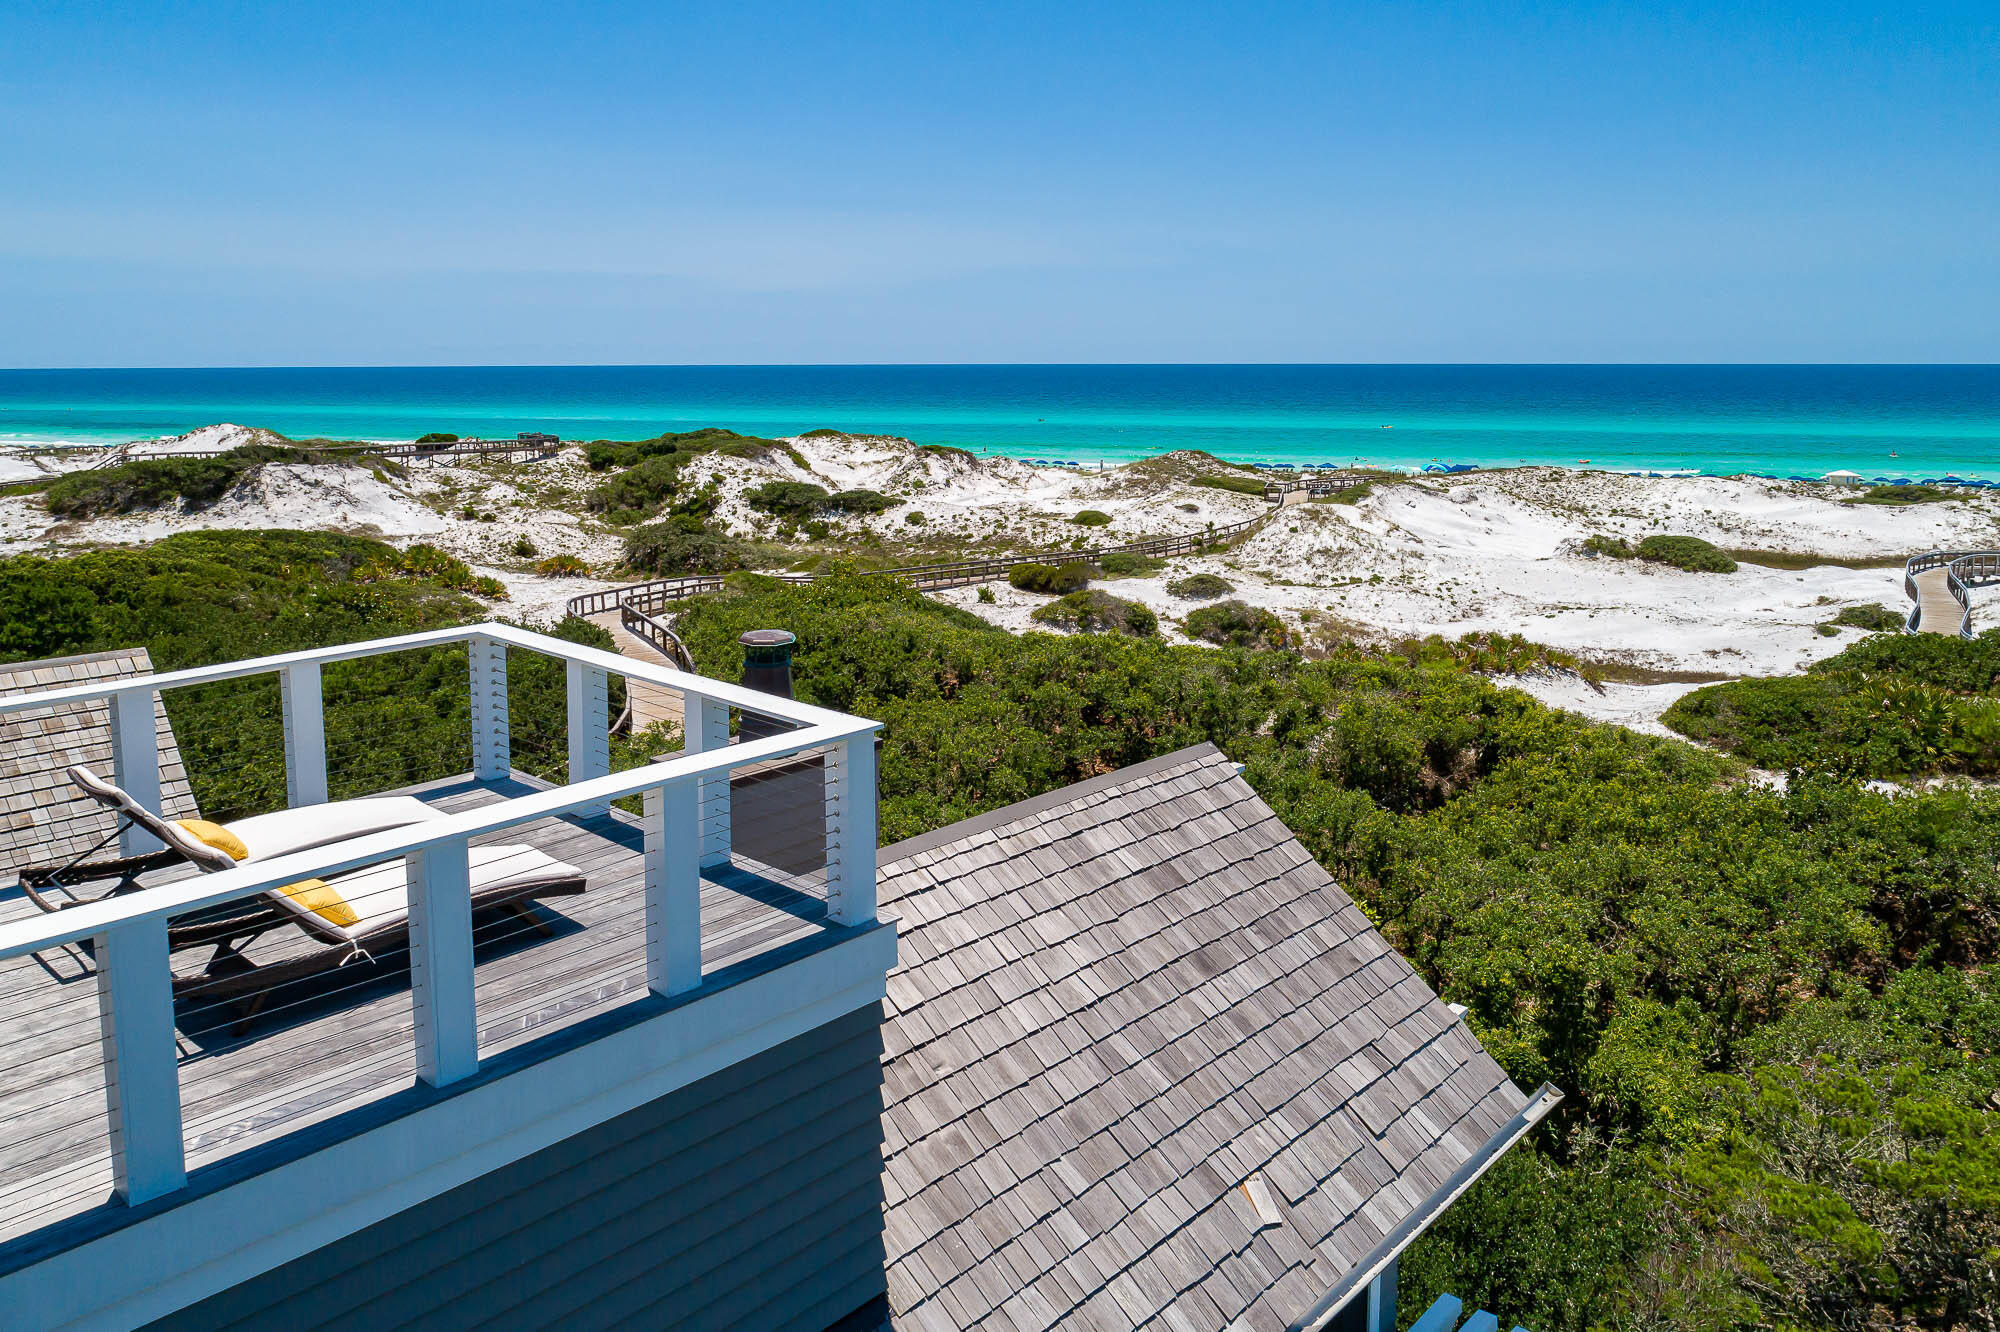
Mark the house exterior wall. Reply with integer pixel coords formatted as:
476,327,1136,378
145,1003,888,1332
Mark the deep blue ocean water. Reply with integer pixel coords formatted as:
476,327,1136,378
2,365,1996,478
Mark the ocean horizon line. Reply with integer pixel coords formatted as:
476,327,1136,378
4,363,1995,478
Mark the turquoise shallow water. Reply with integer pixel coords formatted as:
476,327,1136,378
2,365,1996,478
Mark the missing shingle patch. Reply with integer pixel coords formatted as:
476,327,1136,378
1239,1171,1282,1229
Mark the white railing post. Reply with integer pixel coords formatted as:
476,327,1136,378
468,636,510,782
644,779,702,995
567,660,611,816
95,915,187,1204
280,661,328,807
686,695,731,867
107,690,164,856
824,733,878,926
408,839,479,1087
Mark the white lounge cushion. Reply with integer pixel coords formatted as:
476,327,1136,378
265,843,580,943
225,796,446,862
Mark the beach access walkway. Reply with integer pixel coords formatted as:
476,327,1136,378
587,606,689,734
1903,551,2000,637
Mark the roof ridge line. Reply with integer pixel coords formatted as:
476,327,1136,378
878,743,1229,867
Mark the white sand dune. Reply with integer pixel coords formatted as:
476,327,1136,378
12,423,1999,734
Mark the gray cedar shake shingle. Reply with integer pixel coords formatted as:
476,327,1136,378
0,649,198,868
874,743,1533,1331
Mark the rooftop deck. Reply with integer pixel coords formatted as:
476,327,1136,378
0,623,889,1315
0,767,843,1266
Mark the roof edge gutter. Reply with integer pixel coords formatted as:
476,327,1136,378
1287,1082,1564,1332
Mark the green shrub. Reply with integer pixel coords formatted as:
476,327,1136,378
744,481,832,521
1859,483,1954,504
975,585,995,603
1183,599,1290,649
1070,510,1113,527
510,535,538,558
1811,627,2000,693
1166,573,1234,600
1394,631,1594,681
828,488,898,514
621,523,751,576
534,554,589,577
1580,534,1635,558
1007,562,1089,595
415,432,459,444
1095,552,1165,578
586,454,684,516
1030,589,1158,637
905,511,927,526
1327,481,1374,504
583,427,787,473
917,443,976,462
1192,474,1268,497
1823,603,1905,633
1663,665,2000,779
1636,534,1737,573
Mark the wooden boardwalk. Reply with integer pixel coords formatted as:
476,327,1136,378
588,611,686,733
0,771,836,1267
1912,567,1962,634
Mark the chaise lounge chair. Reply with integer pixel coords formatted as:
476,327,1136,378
18,766,589,1031
177,842,588,1030
16,764,448,915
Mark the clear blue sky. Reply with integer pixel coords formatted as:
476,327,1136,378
3,1,1995,366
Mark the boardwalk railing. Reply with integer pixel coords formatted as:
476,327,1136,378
0,623,878,1211
1262,470,1374,501
1904,550,2000,638
104,434,565,469
568,508,1275,620
620,602,699,673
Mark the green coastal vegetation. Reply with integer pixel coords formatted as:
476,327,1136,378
42,441,397,518
1583,533,1740,573
1007,561,1089,595
1029,588,1158,636
1183,598,1292,649
4,515,1997,1328
1192,473,1270,497
0,532,637,820
1858,484,1958,506
1166,572,1234,600
1665,629,2000,779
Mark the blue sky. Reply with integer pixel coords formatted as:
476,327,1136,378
3,1,1995,365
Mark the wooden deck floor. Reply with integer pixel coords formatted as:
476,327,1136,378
0,770,838,1267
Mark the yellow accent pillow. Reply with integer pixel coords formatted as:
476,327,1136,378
276,878,359,928
175,819,249,862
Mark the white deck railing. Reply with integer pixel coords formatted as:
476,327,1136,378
0,623,880,1209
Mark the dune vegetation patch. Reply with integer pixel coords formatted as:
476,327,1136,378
1007,562,1090,595
43,443,392,519
1166,572,1234,600
1192,473,1269,497
1183,598,1291,649
1664,629,2000,778
1857,483,1957,505
1029,589,1158,637
1095,552,1166,577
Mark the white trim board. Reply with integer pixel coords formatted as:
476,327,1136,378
5,922,897,1332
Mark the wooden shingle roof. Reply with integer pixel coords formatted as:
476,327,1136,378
0,649,197,869
875,744,1536,1332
